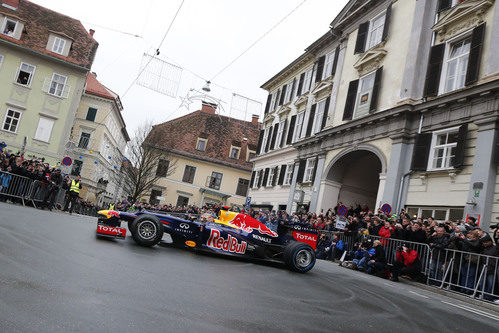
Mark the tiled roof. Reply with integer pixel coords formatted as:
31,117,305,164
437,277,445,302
0,0,98,69
85,72,117,100
147,110,261,171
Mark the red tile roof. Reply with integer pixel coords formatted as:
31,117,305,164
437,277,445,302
0,0,98,69
147,109,261,171
85,72,117,100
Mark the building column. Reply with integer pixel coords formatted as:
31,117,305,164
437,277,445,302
316,179,342,214
286,161,300,214
464,120,497,231
486,2,499,76
381,136,414,213
375,173,386,211
309,154,326,213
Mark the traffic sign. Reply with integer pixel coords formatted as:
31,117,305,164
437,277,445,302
381,203,392,215
337,204,348,216
245,196,251,207
62,156,72,166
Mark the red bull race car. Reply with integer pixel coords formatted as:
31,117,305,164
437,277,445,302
96,209,317,273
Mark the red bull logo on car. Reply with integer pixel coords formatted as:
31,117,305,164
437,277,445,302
207,229,247,254
219,210,278,238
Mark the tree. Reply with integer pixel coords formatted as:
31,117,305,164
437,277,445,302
117,122,176,203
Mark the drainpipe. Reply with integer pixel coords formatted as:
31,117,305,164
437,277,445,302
396,171,413,214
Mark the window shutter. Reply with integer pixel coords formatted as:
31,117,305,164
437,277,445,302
369,67,383,114
465,23,485,86
452,124,468,168
264,94,272,114
279,85,287,105
278,164,286,185
306,104,316,137
290,78,297,99
311,157,318,183
264,126,273,152
286,115,297,145
343,80,359,121
256,129,264,154
315,55,326,83
423,43,445,97
250,171,256,188
272,166,279,186
354,22,369,54
410,133,433,171
331,46,340,76
270,123,279,150
297,73,305,96
280,119,288,148
296,160,306,183
381,4,392,42
321,96,331,130
437,0,451,12
258,170,264,187
263,168,270,186
274,89,281,109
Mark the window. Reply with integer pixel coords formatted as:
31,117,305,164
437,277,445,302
149,189,162,205
247,150,256,161
2,109,21,133
52,37,66,55
303,158,316,183
34,117,54,142
443,38,471,93
354,71,376,119
78,132,91,149
236,178,250,196
253,170,261,188
270,93,278,111
260,127,269,153
274,120,286,149
301,68,313,95
230,147,240,159
313,100,327,135
323,50,336,80
267,168,276,187
48,73,67,97
156,159,170,177
16,63,35,86
182,165,196,183
176,195,189,206
208,171,223,190
86,107,97,122
293,112,305,142
2,18,16,36
284,164,294,185
283,80,293,104
367,13,386,49
428,127,459,170
71,160,83,176
196,138,207,151
405,206,464,222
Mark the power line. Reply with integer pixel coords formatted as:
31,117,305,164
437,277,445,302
209,0,309,82
121,0,186,98
81,20,143,38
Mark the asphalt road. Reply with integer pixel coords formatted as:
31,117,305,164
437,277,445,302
0,203,498,332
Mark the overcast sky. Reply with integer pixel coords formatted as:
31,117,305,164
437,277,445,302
32,0,349,134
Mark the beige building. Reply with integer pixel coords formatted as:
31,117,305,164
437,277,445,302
66,73,129,206
145,102,260,207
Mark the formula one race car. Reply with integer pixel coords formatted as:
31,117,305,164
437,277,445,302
96,209,317,273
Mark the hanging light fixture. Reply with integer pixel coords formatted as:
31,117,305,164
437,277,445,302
202,80,211,92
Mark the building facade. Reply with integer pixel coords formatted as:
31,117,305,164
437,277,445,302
252,0,499,231
146,102,260,207
0,0,98,165
67,73,129,206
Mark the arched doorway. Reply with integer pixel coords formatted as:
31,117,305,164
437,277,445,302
318,147,385,213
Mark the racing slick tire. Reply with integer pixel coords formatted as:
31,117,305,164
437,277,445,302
130,215,164,247
283,241,316,273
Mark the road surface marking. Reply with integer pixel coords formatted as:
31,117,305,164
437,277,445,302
409,291,429,299
441,301,499,321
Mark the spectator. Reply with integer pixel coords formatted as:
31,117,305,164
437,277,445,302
406,222,427,244
366,240,387,277
478,234,498,301
328,234,345,261
390,244,422,282
428,226,450,282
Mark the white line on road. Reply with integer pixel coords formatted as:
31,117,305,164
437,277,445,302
409,291,429,299
441,301,499,321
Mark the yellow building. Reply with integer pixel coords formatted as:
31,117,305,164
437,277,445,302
66,73,129,206
146,102,260,207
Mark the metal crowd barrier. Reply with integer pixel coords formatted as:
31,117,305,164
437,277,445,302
0,171,37,206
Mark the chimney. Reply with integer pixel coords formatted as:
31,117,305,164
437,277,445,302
89,29,95,37
251,114,259,126
201,101,217,114
2,0,19,10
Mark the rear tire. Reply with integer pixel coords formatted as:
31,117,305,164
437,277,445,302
130,215,163,247
283,241,316,273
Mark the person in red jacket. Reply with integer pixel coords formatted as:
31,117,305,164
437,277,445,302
378,221,392,246
390,243,422,282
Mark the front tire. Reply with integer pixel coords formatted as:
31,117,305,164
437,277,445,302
283,241,316,273
130,215,163,247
